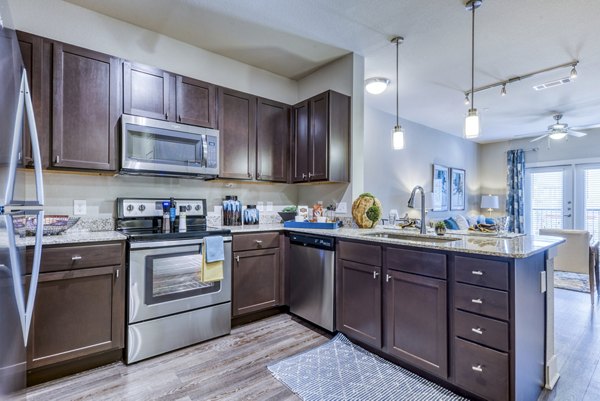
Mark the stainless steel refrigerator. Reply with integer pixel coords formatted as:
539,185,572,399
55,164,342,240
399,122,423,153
0,0,45,396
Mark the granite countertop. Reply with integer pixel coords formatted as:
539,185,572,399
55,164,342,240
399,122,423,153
223,223,564,258
19,230,127,246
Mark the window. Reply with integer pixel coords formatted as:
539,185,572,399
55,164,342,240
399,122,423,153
527,169,566,235
584,168,600,241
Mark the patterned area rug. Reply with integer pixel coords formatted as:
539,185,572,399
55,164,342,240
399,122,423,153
268,333,467,401
554,271,590,293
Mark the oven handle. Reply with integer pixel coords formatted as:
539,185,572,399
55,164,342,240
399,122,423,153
129,236,232,249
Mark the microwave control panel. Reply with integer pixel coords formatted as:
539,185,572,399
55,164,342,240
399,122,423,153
206,135,218,169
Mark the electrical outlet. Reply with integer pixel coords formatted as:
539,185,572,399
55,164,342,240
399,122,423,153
336,202,347,214
73,200,87,215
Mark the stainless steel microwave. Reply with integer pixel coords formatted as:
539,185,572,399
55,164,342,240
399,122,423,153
120,115,219,179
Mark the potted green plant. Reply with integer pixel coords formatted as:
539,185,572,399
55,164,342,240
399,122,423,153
434,221,447,236
278,206,298,222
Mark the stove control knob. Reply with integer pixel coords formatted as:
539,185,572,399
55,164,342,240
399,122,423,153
186,205,192,211
126,204,134,212
195,205,201,211
138,205,146,212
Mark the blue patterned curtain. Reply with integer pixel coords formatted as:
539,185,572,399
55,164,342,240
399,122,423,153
506,149,525,233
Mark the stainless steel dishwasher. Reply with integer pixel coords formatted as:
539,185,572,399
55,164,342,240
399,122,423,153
289,233,336,331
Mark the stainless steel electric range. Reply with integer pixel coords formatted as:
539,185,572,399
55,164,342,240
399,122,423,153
116,198,231,364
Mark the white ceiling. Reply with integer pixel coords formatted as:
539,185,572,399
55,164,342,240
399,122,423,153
67,0,600,143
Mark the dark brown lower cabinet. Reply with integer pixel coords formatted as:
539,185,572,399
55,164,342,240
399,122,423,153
232,248,280,316
336,259,381,348
384,269,447,378
28,265,124,369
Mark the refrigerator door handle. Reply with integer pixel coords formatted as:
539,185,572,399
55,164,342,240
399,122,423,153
22,69,45,206
6,211,44,346
4,70,45,207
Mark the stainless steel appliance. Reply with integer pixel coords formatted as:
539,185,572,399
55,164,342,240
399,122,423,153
116,198,231,363
0,0,45,395
289,233,335,331
120,114,220,179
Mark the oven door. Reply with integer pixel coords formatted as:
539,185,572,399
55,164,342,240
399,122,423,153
128,237,231,324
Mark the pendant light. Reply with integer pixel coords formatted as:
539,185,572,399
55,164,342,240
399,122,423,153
391,36,405,150
464,0,482,139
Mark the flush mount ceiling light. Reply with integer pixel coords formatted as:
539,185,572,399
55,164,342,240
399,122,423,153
464,0,481,139
365,77,390,94
391,36,405,150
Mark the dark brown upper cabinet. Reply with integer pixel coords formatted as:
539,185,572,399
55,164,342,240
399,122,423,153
292,90,350,183
52,43,120,171
218,87,257,180
256,98,290,182
176,76,217,128
16,31,49,169
123,62,172,121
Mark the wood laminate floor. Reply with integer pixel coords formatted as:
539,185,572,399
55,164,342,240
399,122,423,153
11,289,600,401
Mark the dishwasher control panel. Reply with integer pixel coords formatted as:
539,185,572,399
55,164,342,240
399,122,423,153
289,233,335,250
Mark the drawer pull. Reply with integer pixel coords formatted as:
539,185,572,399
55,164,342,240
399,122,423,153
71,255,82,261
235,255,240,263
472,364,483,373
386,274,392,283
255,240,263,244
471,298,483,304
373,271,379,279
471,270,484,276
471,327,483,335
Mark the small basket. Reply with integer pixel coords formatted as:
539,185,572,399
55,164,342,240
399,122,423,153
16,215,80,236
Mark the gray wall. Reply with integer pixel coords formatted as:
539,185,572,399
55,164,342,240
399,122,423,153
479,129,600,213
363,106,481,222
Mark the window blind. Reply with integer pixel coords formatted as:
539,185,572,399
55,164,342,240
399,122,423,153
530,170,563,235
585,168,600,241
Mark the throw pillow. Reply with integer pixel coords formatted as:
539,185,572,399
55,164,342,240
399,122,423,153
444,218,459,230
454,214,469,230
477,214,487,224
485,217,496,225
466,215,479,227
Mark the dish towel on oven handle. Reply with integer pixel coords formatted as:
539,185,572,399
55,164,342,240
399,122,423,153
201,235,224,282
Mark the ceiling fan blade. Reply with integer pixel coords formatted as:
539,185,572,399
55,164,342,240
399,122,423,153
568,130,587,137
514,131,547,139
571,123,600,130
530,133,549,142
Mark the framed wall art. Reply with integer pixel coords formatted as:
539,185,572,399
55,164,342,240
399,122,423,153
450,168,466,211
432,164,449,211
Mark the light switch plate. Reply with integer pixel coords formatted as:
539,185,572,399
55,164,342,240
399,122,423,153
336,202,348,214
73,200,87,215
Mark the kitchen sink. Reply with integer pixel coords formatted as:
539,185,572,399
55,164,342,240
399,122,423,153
361,232,461,243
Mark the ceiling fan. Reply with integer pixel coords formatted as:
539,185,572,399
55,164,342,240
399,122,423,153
529,114,588,142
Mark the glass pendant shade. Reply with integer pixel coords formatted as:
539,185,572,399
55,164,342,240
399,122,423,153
464,108,480,139
549,131,567,140
392,125,405,150
365,78,390,94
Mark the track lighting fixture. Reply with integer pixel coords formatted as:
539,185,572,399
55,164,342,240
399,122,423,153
464,94,470,105
570,64,578,79
391,36,405,150
501,84,507,96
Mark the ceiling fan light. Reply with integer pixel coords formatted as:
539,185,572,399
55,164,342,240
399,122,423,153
549,131,567,140
464,109,481,139
392,125,405,150
365,77,390,94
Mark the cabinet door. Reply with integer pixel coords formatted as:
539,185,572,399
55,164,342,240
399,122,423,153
218,87,256,180
27,265,124,369
17,31,48,168
232,248,280,316
291,101,309,182
308,92,329,181
256,98,289,182
337,259,382,348
52,43,119,170
175,76,217,128
123,61,172,121
384,270,448,378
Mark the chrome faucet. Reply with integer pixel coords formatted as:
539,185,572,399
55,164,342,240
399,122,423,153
407,185,427,234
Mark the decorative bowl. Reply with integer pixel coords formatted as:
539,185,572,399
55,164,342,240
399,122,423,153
277,212,297,222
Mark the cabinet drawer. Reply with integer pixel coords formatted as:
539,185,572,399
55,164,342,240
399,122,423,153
454,310,509,352
27,242,123,273
454,283,509,321
233,232,279,252
386,247,446,279
454,338,509,401
338,240,381,266
455,256,509,291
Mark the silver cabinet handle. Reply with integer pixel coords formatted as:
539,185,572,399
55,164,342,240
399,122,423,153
235,255,240,262
255,240,263,244
471,270,484,276
386,274,392,283
471,327,483,335
472,365,483,373
18,152,22,161
55,155,60,164
563,214,572,217
471,298,483,304
308,172,313,178
115,269,119,279
165,113,168,120
373,271,379,279
71,255,82,261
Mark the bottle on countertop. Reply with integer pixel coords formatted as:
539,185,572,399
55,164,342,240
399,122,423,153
179,205,187,232
162,203,171,233
169,197,177,232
